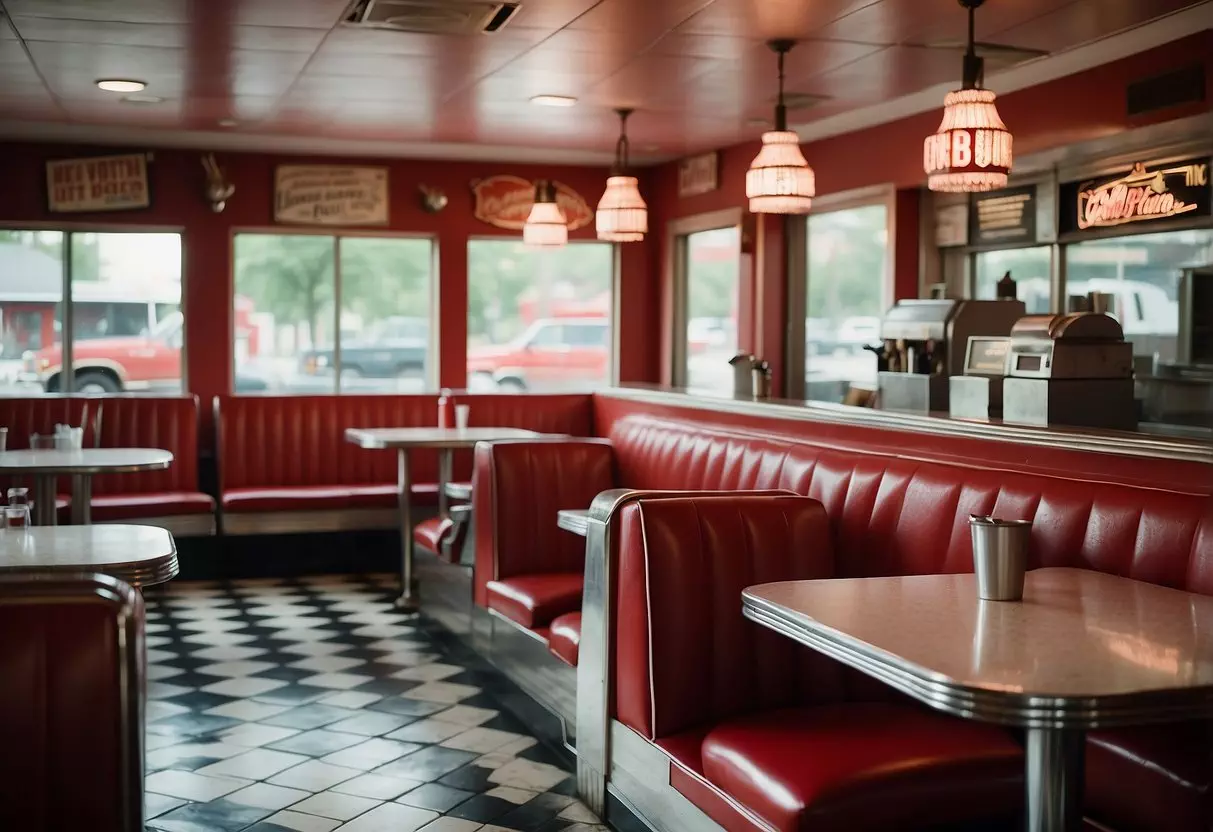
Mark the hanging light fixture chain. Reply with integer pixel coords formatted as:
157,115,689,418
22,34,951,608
768,39,794,132
959,0,985,89
614,108,633,172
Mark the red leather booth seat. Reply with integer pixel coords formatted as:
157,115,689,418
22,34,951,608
615,495,1023,831
214,393,592,524
0,396,91,519
0,573,146,831
472,439,614,660
89,395,214,526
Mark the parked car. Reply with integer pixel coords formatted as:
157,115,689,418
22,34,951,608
20,311,183,393
300,316,428,379
467,317,609,390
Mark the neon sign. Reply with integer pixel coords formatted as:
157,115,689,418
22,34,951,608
1077,161,1209,230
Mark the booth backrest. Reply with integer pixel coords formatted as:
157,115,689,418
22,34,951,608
0,396,90,450
0,573,145,832
473,438,614,607
91,395,200,495
614,494,839,740
215,393,594,492
604,414,1213,594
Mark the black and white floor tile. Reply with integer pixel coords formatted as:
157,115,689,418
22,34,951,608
143,574,608,832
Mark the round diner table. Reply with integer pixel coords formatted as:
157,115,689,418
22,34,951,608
0,524,179,588
0,448,173,526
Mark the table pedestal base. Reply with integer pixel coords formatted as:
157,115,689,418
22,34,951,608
396,448,417,613
70,475,91,525
33,476,57,526
1026,727,1085,832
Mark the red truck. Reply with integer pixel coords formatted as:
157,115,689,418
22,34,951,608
22,310,183,393
467,317,610,390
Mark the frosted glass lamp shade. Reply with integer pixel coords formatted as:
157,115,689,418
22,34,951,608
596,175,648,242
746,130,815,214
523,200,567,248
923,88,1013,192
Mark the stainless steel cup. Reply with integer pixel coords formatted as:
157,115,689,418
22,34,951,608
970,515,1031,601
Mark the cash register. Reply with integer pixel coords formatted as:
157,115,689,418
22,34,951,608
1002,313,1136,430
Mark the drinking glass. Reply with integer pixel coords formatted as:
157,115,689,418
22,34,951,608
29,433,55,450
3,505,29,529
455,405,470,431
0,427,8,452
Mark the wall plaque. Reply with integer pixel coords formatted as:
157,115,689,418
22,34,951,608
678,152,719,197
274,165,389,226
970,186,1036,245
46,153,150,213
470,175,593,231
1060,157,1210,234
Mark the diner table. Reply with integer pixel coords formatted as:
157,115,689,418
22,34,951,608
0,524,179,588
742,567,1213,832
345,427,542,610
0,448,173,526
556,508,590,537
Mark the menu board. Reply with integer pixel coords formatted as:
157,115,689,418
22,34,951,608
1060,157,1211,235
969,186,1036,246
964,337,1010,376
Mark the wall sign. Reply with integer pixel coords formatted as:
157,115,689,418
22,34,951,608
970,185,1037,246
274,165,389,226
470,176,593,231
1060,157,1210,234
46,153,151,213
678,152,719,197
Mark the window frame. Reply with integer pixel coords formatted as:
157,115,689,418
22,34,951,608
230,226,438,396
668,208,744,388
465,236,618,391
0,222,186,395
785,185,896,400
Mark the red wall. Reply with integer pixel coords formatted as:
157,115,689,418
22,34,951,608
0,146,658,434
645,31,1212,391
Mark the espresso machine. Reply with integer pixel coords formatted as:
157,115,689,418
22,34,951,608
875,299,1025,413
1002,313,1136,430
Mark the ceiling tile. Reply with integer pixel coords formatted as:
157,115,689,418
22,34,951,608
233,25,328,52
9,17,188,47
234,0,349,28
2,0,192,24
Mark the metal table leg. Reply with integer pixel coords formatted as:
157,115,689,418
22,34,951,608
33,475,57,526
395,448,419,611
1026,727,1085,832
438,448,452,518
70,474,91,525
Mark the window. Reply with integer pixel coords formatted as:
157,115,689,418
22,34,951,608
1065,229,1213,362
804,204,888,402
467,240,613,392
684,226,741,391
975,246,1052,313
0,229,182,395
233,233,434,394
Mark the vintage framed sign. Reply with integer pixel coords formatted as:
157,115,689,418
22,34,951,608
1060,157,1210,234
678,152,719,197
274,165,389,226
46,153,151,213
470,176,593,231
969,185,1037,246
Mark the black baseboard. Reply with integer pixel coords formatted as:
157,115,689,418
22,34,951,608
175,530,399,581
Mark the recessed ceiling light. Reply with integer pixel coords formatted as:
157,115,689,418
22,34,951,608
121,93,165,104
530,95,577,107
96,79,147,93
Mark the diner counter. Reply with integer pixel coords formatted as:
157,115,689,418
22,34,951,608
602,384,1213,465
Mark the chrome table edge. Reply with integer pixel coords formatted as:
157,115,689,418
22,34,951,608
741,593,1213,729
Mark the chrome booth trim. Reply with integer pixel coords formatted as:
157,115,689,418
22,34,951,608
599,385,1213,464
576,488,796,816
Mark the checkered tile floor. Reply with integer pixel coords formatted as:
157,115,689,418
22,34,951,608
143,574,607,832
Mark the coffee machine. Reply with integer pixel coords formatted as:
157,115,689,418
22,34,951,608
1002,313,1136,430
875,299,1025,413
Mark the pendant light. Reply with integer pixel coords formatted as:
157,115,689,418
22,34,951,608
523,179,567,248
745,39,815,215
923,0,1013,192
596,108,648,242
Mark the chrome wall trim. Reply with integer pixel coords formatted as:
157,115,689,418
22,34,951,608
742,595,1213,729
219,508,398,536
599,385,1213,464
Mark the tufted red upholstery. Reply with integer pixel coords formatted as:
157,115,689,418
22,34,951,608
486,573,583,629
90,395,214,520
616,494,1022,831
0,573,145,831
0,396,91,511
472,439,613,608
548,612,580,666
215,394,592,514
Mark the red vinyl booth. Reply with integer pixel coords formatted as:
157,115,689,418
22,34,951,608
613,494,1023,831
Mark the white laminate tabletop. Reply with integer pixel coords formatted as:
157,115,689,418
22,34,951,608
0,524,179,586
0,448,173,474
557,509,590,537
743,568,1213,728
344,427,543,449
